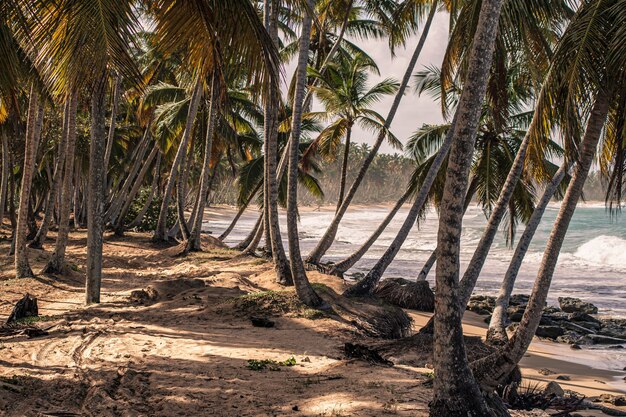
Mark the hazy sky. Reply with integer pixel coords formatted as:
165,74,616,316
287,13,452,155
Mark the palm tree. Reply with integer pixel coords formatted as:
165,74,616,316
43,91,79,274
429,0,506,413
307,54,400,211
286,0,325,307
471,0,625,390
305,0,441,265
487,160,570,344
15,85,42,278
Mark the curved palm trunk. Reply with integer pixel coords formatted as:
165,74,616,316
336,125,352,212
153,77,203,242
30,99,71,249
242,214,264,255
105,127,151,224
85,75,108,304
343,114,457,297
330,187,411,275
128,154,161,229
113,143,159,235
44,92,78,274
186,72,219,252
429,0,505,414
486,161,569,344
176,131,195,241
417,176,479,281
306,0,438,265
286,0,323,307
264,0,292,284
472,91,611,391
15,86,41,278
219,181,262,241
104,76,121,190
0,130,9,225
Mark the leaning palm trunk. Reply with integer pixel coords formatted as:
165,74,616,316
0,130,10,224
85,75,108,304
486,161,569,344
343,114,457,297
336,125,352,212
113,143,160,235
429,0,505,414
219,181,262,241
330,187,411,275
153,77,203,242
105,126,151,224
264,0,292,284
104,76,121,190
242,214,264,255
30,99,71,249
128,154,161,229
286,0,324,307
472,91,611,392
44,92,78,274
186,72,219,252
306,0,438,265
417,177,479,281
176,133,195,241
15,86,41,278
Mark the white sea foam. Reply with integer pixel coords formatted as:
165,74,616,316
573,235,626,269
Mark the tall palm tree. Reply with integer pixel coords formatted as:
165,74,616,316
305,0,442,265
286,0,325,307
471,0,625,390
307,54,400,211
429,0,506,413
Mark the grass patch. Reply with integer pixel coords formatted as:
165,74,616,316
247,356,297,371
14,315,53,325
221,290,331,320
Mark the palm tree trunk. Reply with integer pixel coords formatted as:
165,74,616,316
153,76,203,242
242,214,264,255
486,161,569,344
105,126,151,224
128,153,161,229
306,0,439,265
238,213,262,251
85,74,108,304
186,72,219,252
336,125,352,212
113,143,159,235
176,129,195,241
417,176,479,281
219,181,262,241
429,0,505,414
286,0,324,307
343,114,457,297
73,163,82,228
0,130,9,225
44,91,78,274
264,0,292,284
330,186,411,275
104,75,121,190
472,90,612,392
30,98,71,249
15,85,41,278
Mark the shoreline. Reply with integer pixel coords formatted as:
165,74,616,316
1,225,624,415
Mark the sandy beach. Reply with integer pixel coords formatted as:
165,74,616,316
0,218,624,416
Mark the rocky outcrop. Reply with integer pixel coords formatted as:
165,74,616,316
467,294,625,344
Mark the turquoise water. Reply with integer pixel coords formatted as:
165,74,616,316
213,203,626,317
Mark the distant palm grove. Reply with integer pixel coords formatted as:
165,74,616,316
0,0,624,416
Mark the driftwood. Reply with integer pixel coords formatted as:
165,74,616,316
6,293,38,324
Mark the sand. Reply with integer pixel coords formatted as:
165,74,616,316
0,227,624,416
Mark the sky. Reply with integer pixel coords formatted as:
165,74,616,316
286,12,452,155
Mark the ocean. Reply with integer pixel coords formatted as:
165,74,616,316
210,203,626,318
